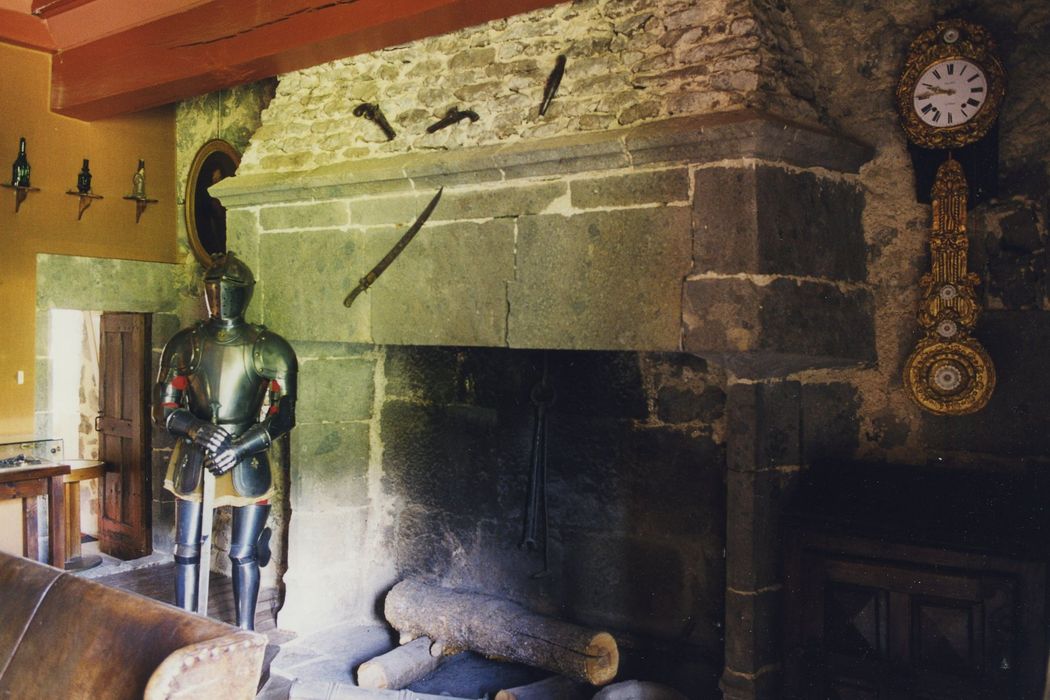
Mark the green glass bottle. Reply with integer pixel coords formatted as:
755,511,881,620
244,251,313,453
11,137,30,187
77,159,92,194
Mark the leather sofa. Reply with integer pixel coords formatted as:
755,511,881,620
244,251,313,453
0,550,267,699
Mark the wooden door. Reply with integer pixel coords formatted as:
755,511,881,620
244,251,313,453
97,312,152,559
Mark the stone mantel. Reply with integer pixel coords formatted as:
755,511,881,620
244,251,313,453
211,109,875,374
212,109,872,207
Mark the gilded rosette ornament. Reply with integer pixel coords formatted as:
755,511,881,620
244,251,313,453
903,158,995,415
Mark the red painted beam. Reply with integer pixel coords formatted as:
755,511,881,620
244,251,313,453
50,0,565,121
31,0,94,18
0,7,55,51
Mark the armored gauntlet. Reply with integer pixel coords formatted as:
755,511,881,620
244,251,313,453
207,423,272,475
166,408,232,456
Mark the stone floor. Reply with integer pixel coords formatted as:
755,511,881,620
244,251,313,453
88,555,552,699
89,556,703,698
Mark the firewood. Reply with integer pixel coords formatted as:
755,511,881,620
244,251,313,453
494,674,585,700
357,636,447,689
591,680,688,700
290,680,479,699
384,579,619,686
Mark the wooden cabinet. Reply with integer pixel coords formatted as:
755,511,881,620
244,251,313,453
783,464,1050,700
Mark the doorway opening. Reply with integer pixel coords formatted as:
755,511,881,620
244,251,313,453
46,309,154,562
48,308,101,541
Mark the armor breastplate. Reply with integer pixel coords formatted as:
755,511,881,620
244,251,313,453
185,323,268,438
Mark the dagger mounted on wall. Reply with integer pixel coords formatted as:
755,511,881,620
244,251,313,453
343,187,444,308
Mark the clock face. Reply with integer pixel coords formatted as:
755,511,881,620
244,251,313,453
912,58,988,127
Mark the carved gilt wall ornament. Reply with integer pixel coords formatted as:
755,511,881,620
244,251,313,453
895,19,1006,150
897,20,1003,415
903,158,995,415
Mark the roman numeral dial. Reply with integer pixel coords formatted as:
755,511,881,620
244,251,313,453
897,20,1005,149
912,58,988,127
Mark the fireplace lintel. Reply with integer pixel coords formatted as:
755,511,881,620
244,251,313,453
212,108,875,370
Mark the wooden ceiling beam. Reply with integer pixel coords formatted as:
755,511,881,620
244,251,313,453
0,7,55,51
49,0,564,121
31,0,93,18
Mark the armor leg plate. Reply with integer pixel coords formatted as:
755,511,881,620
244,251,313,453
174,498,203,612
230,503,270,630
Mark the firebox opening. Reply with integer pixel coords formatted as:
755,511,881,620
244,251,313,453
288,345,728,695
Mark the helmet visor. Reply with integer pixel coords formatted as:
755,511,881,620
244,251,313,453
204,279,252,320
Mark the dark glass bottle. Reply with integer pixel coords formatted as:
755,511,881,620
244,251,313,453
131,159,146,198
11,137,30,187
77,158,92,194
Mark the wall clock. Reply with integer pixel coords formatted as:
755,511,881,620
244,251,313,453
895,19,1006,150
898,19,1004,416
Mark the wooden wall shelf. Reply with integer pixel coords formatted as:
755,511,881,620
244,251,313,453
66,190,103,220
2,184,41,212
122,195,158,223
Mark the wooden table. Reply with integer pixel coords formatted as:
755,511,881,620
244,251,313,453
0,463,68,567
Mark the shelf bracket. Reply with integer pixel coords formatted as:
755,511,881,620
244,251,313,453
122,195,158,223
2,184,40,213
66,191,103,220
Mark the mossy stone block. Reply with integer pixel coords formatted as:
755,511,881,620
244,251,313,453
290,422,370,510
508,207,691,350
370,220,515,347
297,356,375,423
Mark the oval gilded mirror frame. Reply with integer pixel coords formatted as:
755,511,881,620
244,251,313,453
185,139,241,266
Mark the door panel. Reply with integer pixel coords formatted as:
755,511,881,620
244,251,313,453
794,551,1017,699
97,312,151,559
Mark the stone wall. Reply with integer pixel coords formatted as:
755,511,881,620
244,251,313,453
782,0,1050,467
238,0,819,175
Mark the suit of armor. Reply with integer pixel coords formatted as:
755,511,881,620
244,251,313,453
153,252,297,630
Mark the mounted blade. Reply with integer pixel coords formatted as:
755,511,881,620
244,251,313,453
344,187,444,308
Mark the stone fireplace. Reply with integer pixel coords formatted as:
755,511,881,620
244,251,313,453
206,0,876,696
211,113,872,696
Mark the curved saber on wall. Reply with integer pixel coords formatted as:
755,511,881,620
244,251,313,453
343,187,444,308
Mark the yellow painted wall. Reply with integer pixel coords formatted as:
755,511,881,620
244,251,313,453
0,42,177,438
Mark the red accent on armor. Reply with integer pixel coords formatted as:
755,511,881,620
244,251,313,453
162,402,178,408
259,500,269,505
270,379,282,392
268,405,279,415
170,375,189,390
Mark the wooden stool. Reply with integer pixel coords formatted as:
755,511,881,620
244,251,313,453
61,460,105,570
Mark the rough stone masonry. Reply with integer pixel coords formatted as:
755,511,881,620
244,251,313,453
195,0,1050,697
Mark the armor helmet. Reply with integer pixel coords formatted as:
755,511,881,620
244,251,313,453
204,252,255,320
